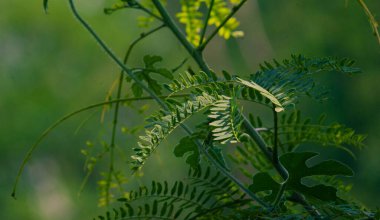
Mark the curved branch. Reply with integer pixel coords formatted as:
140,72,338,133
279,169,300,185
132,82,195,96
11,95,186,198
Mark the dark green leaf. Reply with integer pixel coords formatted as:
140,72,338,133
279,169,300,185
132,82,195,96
173,137,200,169
131,83,143,97
249,152,354,202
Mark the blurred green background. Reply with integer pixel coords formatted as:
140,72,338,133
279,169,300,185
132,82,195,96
1,1,379,219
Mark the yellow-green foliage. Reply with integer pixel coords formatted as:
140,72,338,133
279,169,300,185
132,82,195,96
205,0,242,39
177,0,203,46
177,0,243,46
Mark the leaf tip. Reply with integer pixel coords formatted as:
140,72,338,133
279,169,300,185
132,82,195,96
275,107,284,112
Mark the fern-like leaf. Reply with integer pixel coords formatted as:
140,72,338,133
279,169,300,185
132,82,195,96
248,55,361,109
164,71,282,110
131,92,219,171
277,110,366,154
208,96,243,144
95,166,249,220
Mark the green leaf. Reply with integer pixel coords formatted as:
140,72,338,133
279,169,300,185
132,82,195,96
131,83,143,97
174,137,200,169
249,152,354,202
130,55,174,96
236,77,284,112
208,96,243,144
245,55,361,110
264,110,366,154
143,55,173,79
131,92,218,170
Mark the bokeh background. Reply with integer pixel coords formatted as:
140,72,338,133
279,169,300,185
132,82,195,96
1,1,379,219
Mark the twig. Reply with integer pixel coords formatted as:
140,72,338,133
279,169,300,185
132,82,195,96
198,0,247,51
152,0,212,77
357,0,380,45
104,24,165,205
199,0,215,46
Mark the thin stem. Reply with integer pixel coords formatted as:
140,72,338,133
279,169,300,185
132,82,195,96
100,24,165,122
171,58,188,73
272,105,279,165
199,0,215,46
243,113,289,178
105,70,124,206
68,0,167,109
357,0,380,45
199,0,247,51
152,0,212,77
288,193,322,217
105,2,163,22
134,1,163,22
269,105,289,209
104,24,166,205
199,134,270,208
272,182,287,209
125,24,166,63
243,116,320,215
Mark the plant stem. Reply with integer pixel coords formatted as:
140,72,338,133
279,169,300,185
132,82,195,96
152,0,269,208
152,0,212,77
242,115,288,178
272,182,287,209
357,0,380,45
272,106,279,162
199,135,269,208
134,1,163,22
68,0,168,109
199,0,215,46
104,23,166,205
198,0,247,51
101,24,165,121
105,69,124,206
125,24,166,63
269,105,289,209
